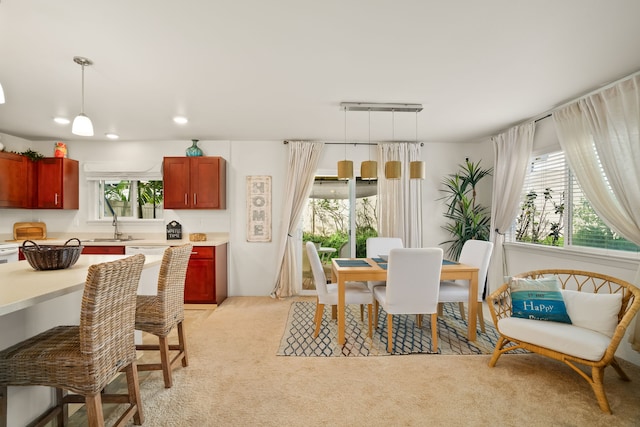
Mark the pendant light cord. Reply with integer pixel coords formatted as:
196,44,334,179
81,63,85,114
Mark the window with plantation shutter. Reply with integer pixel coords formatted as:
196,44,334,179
511,150,640,254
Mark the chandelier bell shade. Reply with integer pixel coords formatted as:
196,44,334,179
410,160,425,179
71,56,94,136
337,107,354,179
0,81,5,104
385,160,402,179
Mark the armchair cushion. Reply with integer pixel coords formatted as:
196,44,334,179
497,317,610,361
561,289,622,337
509,276,571,323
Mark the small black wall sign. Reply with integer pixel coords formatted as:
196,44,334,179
166,221,182,240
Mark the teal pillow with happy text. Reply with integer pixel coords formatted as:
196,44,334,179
509,276,572,324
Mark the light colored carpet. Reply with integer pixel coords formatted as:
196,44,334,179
96,296,640,426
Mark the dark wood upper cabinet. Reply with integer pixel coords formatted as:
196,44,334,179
163,156,226,209
36,158,79,209
0,152,32,208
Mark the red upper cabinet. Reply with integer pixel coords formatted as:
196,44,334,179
0,152,33,208
36,158,79,209
163,156,226,209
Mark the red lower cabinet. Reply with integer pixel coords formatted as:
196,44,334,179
184,244,227,304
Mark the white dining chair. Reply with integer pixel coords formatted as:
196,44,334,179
373,247,443,353
438,239,493,332
306,242,373,339
365,237,403,291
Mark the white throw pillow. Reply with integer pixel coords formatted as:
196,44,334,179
561,290,622,337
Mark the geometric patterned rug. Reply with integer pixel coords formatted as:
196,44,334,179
277,300,514,357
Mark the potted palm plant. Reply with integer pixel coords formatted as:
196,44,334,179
440,159,493,260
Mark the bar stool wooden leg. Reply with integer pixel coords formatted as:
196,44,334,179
159,336,172,388
126,362,144,425
178,321,188,367
85,393,105,427
0,386,7,427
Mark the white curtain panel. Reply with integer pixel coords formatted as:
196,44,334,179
377,142,422,248
272,141,324,298
487,122,535,294
553,74,640,351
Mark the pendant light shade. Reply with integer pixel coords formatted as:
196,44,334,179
72,56,94,136
360,160,377,179
337,160,354,179
72,113,94,136
385,160,401,179
0,82,5,104
410,160,425,179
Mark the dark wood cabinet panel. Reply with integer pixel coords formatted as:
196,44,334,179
81,246,125,255
0,152,32,208
36,158,79,209
183,245,227,304
163,157,226,209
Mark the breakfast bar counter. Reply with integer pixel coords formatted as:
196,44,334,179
0,254,162,316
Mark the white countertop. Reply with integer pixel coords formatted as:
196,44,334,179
0,254,163,316
2,232,229,248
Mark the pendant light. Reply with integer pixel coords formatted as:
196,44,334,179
410,111,426,179
337,107,353,179
0,81,5,104
71,56,94,136
385,110,401,179
360,109,377,179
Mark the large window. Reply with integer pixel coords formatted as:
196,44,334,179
512,150,639,253
97,179,164,220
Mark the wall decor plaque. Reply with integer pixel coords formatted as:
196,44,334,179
246,176,271,242
166,220,182,240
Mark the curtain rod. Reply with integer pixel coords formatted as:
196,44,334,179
495,68,640,136
283,141,424,146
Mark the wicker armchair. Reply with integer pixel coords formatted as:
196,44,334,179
135,244,192,388
0,254,146,427
487,269,640,414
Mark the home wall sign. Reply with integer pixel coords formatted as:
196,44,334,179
246,176,271,242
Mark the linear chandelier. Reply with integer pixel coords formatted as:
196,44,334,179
338,102,425,180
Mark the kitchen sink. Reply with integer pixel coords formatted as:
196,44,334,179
82,238,142,243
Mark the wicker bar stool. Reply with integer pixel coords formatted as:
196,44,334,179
0,254,146,427
135,243,192,388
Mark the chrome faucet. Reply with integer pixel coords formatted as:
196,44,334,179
112,213,122,240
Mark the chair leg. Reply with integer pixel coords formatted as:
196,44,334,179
458,302,466,321
477,302,486,333
387,314,394,353
374,300,379,329
367,304,373,337
85,393,105,427
56,388,68,426
437,302,443,316
360,305,364,321
610,357,631,381
126,362,144,425
159,336,172,388
416,314,422,328
591,367,612,414
431,313,438,353
313,302,324,338
178,321,189,368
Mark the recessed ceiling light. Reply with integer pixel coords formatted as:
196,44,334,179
105,133,119,139
173,116,188,124
54,117,70,125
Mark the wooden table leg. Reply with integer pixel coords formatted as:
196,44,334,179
467,271,478,341
338,277,345,345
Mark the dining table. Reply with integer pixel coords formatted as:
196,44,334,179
330,257,480,345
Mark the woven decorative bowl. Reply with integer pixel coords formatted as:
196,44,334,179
22,238,84,271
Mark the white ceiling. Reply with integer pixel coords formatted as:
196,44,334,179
1,0,640,144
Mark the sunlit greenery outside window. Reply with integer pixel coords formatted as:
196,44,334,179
513,150,639,253
100,180,164,220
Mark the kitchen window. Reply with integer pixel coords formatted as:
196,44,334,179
85,161,164,221
99,179,164,220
